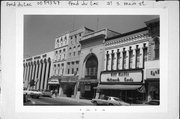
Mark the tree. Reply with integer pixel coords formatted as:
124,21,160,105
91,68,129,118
29,80,35,87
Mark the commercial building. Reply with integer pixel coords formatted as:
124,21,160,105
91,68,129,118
96,18,159,103
23,18,159,103
48,32,69,95
23,51,54,91
49,27,94,97
144,18,160,101
77,28,120,99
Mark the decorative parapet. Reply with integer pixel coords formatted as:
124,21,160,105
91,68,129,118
105,32,150,48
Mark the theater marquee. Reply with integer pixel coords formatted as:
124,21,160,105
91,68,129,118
100,70,143,83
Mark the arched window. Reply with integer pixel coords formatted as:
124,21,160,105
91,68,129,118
85,55,98,79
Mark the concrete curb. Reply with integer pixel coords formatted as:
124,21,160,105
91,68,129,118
55,96,92,105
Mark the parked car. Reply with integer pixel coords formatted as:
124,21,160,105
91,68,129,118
144,100,160,105
91,96,130,106
28,89,42,98
42,90,52,97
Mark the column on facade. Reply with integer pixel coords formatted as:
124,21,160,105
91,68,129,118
29,62,34,84
24,63,28,88
132,45,137,69
43,60,48,90
118,48,123,70
34,61,39,89
37,60,42,90
108,50,112,71
139,44,144,68
32,62,36,89
31,62,36,80
125,47,129,69
25,63,30,88
44,59,51,90
40,60,46,90
27,62,33,89
23,64,25,82
104,52,107,71
113,49,117,70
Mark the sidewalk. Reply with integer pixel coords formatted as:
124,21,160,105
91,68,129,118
53,96,93,105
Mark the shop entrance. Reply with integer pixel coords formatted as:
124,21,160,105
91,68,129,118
49,85,60,93
80,54,98,99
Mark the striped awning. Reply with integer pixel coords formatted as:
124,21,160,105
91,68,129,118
95,84,142,90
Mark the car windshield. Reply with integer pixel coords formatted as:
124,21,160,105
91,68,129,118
113,97,121,101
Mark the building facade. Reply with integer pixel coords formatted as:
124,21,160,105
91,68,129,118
23,18,159,103
96,18,159,103
23,51,54,91
144,18,160,101
77,29,120,99
49,27,94,97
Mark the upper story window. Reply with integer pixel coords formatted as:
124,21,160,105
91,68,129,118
129,49,133,69
56,39,59,48
111,51,115,70
143,43,148,62
117,49,120,70
136,48,140,68
106,53,109,70
64,37,67,44
154,37,159,60
78,50,81,55
122,50,126,69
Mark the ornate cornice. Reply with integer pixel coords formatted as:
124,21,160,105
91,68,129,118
105,33,150,47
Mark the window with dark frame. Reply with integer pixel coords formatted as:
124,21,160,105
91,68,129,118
129,49,133,69
122,49,126,69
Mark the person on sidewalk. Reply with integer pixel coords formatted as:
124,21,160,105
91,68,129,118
55,89,58,97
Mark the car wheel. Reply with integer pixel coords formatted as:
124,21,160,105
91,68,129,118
109,103,113,105
94,101,98,105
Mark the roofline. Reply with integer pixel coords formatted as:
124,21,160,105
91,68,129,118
82,28,107,38
69,26,94,33
145,18,160,25
106,27,148,41
55,31,70,39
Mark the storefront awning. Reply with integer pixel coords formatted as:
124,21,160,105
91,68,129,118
95,84,142,90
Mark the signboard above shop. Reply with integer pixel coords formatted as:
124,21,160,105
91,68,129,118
146,68,159,79
100,70,143,83
48,78,60,85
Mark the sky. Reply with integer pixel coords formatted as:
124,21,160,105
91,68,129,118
24,15,159,58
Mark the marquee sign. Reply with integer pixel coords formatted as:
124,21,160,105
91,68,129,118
100,70,142,83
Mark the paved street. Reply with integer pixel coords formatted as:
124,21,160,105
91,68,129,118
24,96,94,106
